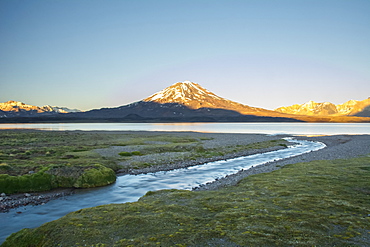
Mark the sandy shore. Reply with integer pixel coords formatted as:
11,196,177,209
1,132,369,212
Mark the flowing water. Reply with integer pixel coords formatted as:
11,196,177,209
0,138,325,243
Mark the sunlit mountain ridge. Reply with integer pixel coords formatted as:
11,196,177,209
0,100,81,118
275,98,370,117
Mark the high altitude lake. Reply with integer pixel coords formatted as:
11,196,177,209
1,122,370,135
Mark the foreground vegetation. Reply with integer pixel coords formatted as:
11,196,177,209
3,155,369,246
0,130,286,194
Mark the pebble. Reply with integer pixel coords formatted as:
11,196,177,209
0,190,74,213
1,193,6,197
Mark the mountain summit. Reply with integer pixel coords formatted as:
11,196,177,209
144,81,264,114
144,81,230,109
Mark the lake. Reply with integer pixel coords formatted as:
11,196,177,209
1,122,370,135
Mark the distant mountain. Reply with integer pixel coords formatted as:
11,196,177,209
0,101,81,118
275,98,370,117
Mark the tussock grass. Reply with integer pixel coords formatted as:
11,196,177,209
3,155,369,246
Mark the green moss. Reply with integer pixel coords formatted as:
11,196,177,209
73,165,116,188
0,170,53,194
118,152,134,156
118,151,142,156
0,163,11,171
0,164,116,193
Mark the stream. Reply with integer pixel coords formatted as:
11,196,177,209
0,138,325,243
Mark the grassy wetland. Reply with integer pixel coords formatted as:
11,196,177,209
2,155,369,246
0,130,287,194
1,130,369,246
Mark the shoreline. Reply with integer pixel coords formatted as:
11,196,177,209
1,131,369,212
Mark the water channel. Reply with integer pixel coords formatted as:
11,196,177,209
0,138,326,243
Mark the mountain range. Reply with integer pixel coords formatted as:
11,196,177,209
275,98,370,117
0,101,80,118
1,81,369,122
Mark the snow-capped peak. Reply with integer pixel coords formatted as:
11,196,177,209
143,81,257,113
144,81,223,105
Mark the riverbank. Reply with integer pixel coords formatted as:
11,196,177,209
0,130,289,212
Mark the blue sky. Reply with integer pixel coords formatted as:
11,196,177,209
1,0,369,111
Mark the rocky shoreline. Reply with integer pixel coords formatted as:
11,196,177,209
0,189,74,213
1,132,369,213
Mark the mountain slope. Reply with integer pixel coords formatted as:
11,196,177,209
143,81,253,110
275,98,370,117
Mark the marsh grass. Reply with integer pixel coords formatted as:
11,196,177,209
0,131,287,194
3,155,369,246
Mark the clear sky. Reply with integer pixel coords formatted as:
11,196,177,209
1,0,369,111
